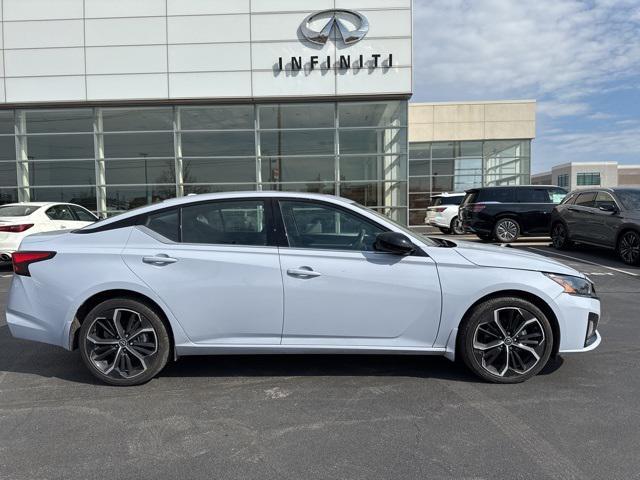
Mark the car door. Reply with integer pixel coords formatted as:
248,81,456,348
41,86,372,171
44,204,77,230
122,199,284,345
276,199,442,348
592,191,623,247
568,192,597,241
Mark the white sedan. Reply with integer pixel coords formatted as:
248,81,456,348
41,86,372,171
5,192,600,385
0,202,98,260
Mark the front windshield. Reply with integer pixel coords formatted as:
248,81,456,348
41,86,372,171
615,190,640,210
351,203,438,247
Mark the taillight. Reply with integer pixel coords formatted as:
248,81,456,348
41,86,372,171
472,204,486,213
435,207,447,213
0,224,34,233
12,251,56,276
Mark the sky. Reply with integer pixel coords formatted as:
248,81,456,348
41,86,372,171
411,0,640,173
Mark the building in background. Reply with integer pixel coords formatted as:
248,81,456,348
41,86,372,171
0,1,412,222
408,101,535,228
0,1,536,227
532,162,640,191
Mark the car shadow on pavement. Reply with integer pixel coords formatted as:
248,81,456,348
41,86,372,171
0,325,563,386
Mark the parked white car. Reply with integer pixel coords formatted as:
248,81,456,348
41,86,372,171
0,202,97,260
426,192,466,234
6,192,600,386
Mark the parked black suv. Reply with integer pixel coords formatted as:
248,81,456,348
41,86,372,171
550,187,640,265
459,186,568,242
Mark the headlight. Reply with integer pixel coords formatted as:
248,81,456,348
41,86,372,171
544,273,597,298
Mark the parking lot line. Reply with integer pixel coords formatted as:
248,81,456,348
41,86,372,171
528,247,639,277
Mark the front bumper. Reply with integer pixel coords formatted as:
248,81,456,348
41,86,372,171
555,292,601,353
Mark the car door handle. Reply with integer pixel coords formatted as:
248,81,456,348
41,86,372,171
143,255,178,265
287,267,322,278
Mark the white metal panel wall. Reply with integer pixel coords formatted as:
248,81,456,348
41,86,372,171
0,0,412,103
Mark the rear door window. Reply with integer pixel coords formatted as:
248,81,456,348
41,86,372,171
517,188,551,203
145,209,179,242
575,192,597,207
479,188,516,203
594,192,617,210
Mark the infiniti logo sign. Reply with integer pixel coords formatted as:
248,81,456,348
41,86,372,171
300,9,369,45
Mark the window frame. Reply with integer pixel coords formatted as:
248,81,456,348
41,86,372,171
274,198,391,253
140,197,278,248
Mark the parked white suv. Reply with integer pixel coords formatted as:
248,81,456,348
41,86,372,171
426,193,466,235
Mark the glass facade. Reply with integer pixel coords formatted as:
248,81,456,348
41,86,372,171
577,172,601,186
0,101,408,223
408,139,531,227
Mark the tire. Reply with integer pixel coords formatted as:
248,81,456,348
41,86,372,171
551,222,573,250
79,298,171,386
618,230,640,266
439,227,451,234
493,218,520,243
450,217,466,235
458,297,554,384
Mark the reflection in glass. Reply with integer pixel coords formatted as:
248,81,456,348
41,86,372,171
31,186,97,209
0,137,16,161
409,159,429,177
259,103,334,129
261,130,334,156
339,128,406,155
0,112,14,135
106,159,176,185
26,134,94,160
103,132,174,158
0,163,17,187
261,156,334,183
262,182,335,195
183,158,256,184
102,108,173,132
339,101,406,127
340,155,406,182
0,188,18,205
431,142,455,159
183,184,257,195
180,106,254,130
105,185,175,212
181,131,255,157
29,160,96,186
340,182,407,207
25,109,93,133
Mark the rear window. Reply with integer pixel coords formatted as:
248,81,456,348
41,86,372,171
432,196,464,207
516,187,566,203
0,205,40,217
461,191,478,205
615,190,640,210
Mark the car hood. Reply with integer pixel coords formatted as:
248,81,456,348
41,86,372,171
452,240,583,277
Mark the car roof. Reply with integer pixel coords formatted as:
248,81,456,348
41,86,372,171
0,202,76,208
430,192,465,197
81,192,357,231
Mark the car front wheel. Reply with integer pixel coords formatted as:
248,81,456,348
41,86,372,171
618,230,640,266
458,297,554,383
494,218,520,243
79,298,171,386
551,222,572,250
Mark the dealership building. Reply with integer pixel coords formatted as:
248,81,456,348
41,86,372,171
0,0,534,225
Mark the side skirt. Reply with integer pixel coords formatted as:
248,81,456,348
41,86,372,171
175,344,447,357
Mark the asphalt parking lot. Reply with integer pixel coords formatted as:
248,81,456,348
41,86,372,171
1,239,639,480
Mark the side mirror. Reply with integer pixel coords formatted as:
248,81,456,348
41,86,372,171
599,204,617,213
374,232,415,256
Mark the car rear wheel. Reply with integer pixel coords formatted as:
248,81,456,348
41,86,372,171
618,231,640,266
494,218,520,243
458,297,553,383
451,217,465,235
79,298,170,386
551,222,572,250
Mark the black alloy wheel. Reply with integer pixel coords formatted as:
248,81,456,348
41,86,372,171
618,231,640,266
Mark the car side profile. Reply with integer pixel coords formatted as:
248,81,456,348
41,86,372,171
6,192,600,385
550,187,640,265
459,186,568,242
0,202,98,260
425,192,466,235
